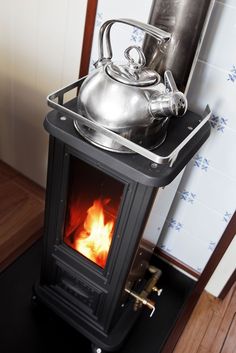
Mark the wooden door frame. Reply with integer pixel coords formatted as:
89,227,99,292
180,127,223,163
79,0,98,78
78,2,236,351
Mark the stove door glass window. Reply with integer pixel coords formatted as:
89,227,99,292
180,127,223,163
63,156,124,269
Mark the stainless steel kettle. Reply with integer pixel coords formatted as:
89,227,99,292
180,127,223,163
75,19,188,153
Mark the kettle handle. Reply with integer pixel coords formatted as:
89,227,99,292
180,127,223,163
97,18,171,63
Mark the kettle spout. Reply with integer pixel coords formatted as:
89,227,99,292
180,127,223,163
149,70,187,118
149,91,187,118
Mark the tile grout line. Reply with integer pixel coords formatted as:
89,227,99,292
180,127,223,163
198,59,232,75
216,0,236,10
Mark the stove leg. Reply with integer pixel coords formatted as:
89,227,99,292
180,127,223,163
91,343,106,353
31,285,39,307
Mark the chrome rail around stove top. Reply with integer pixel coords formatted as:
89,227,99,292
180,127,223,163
47,77,211,167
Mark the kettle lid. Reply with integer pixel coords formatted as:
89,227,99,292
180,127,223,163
106,45,159,87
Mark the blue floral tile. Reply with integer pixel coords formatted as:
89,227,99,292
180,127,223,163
179,190,197,204
168,218,183,232
95,12,103,27
166,247,173,253
160,244,166,250
159,244,173,254
196,267,203,273
193,154,210,171
227,65,236,83
223,211,232,223
88,59,97,72
210,114,228,132
208,241,217,252
130,27,144,44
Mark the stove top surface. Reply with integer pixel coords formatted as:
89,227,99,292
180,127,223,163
44,99,210,187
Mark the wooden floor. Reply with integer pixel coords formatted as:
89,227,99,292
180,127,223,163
173,282,236,353
0,160,45,272
1,160,235,352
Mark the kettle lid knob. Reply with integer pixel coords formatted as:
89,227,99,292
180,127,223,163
106,46,160,87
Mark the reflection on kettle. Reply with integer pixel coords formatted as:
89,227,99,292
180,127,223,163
75,19,187,153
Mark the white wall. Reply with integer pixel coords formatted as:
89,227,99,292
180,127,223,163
0,0,87,186
206,235,236,297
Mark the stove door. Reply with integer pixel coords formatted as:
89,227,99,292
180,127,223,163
63,155,125,269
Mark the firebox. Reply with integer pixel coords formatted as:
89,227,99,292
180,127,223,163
34,85,211,352
63,155,125,269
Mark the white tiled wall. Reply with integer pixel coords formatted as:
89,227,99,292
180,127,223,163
157,0,236,273
91,0,236,275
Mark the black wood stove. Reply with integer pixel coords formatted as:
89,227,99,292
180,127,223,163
34,80,211,352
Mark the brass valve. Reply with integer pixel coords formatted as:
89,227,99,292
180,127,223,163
152,286,163,296
125,265,163,317
125,288,156,317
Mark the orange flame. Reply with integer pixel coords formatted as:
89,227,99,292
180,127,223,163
74,199,114,268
